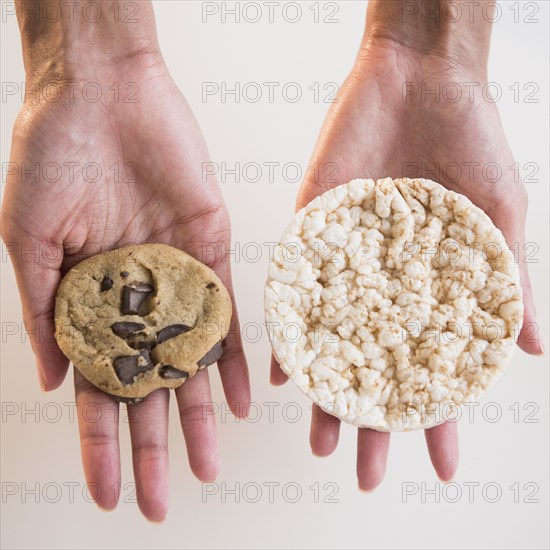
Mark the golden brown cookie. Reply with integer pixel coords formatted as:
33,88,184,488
55,244,231,401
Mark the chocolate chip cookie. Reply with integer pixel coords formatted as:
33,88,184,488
55,244,232,401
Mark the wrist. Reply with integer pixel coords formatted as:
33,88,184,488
16,1,160,84
362,0,493,73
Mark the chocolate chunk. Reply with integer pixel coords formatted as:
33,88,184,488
197,341,224,368
206,282,216,289
103,389,144,405
126,334,157,351
111,322,156,350
121,283,154,315
113,350,155,385
156,324,192,344
159,365,189,379
120,271,129,278
111,394,145,405
111,322,146,338
101,275,113,292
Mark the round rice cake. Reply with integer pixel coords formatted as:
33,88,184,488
55,244,231,401
265,178,523,431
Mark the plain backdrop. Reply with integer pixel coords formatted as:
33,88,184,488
1,1,548,549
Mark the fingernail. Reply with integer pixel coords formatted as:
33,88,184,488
437,475,455,484
311,450,328,458
147,516,167,524
201,475,218,483
96,504,116,512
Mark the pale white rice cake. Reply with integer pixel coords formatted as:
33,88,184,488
265,178,523,431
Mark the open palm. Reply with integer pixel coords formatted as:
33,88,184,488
1,51,250,520
271,38,541,489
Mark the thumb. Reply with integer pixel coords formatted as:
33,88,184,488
3,232,69,390
515,250,543,355
493,203,544,356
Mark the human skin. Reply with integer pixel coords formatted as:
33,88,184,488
1,0,250,521
271,0,544,490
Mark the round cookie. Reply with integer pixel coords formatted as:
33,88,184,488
265,178,523,431
55,244,231,400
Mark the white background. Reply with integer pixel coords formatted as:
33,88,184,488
1,1,548,549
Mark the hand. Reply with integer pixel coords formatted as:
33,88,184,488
271,2,542,490
1,14,250,520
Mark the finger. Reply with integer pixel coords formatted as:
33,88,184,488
270,355,288,386
210,261,251,417
425,422,459,482
516,259,544,355
310,405,341,457
175,369,219,482
4,235,68,390
74,369,120,510
356,428,390,492
127,388,170,522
